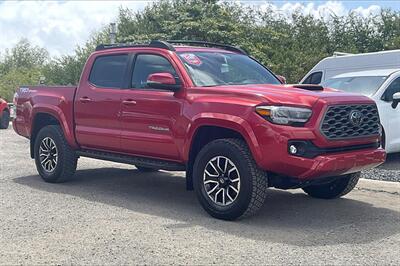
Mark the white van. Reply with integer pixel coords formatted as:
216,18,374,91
300,50,400,84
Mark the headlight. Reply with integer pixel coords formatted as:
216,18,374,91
256,105,312,125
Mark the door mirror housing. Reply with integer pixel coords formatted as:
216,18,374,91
146,72,181,91
276,75,286,84
392,92,400,109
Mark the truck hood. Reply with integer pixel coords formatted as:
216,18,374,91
189,84,373,107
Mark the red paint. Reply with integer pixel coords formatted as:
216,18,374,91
0,98,8,115
13,45,386,180
147,72,177,85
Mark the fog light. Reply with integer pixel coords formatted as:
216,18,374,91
289,145,297,154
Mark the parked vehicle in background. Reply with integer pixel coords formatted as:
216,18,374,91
13,40,386,220
301,49,400,85
8,103,16,120
0,97,11,129
321,69,400,153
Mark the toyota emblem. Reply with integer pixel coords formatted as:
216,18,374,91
349,110,363,126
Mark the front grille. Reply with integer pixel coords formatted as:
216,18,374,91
320,104,380,140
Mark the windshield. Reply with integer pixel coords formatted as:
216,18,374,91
321,76,388,96
177,52,280,87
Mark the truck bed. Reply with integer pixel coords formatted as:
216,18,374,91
13,86,77,141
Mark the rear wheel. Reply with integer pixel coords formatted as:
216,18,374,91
193,138,268,220
34,125,77,183
302,172,360,199
0,110,10,129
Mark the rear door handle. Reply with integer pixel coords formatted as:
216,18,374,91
79,97,92,103
122,99,137,106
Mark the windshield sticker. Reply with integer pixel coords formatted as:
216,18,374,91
19,87,30,93
181,53,202,66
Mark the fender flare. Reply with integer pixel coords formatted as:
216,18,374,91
183,113,262,163
31,104,78,149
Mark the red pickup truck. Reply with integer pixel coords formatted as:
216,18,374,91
0,97,11,129
13,40,386,220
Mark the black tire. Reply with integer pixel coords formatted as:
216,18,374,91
193,138,268,220
34,125,77,183
0,110,10,129
381,128,386,149
302,172,360,199
135,165,159,172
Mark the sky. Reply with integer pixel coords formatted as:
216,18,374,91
0,0,399,57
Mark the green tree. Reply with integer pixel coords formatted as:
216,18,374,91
3,0,400,100
0,68,43,101
113,0,400,83
0,39,49,101
0,39,49,75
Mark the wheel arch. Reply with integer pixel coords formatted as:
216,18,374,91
30,107,77,158
30,112,61,158
184,116,261,190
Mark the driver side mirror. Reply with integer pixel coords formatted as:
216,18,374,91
146,72,181,92
392,92,400,109
276,75,286,84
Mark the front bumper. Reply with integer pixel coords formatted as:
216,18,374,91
258,143,385,180
289,147,385,179
252,117,386,180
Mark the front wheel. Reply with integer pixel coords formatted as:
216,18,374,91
34,125,78,183
302,172,360,199
193,138,268,220
0,110,10,129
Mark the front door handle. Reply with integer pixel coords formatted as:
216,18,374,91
79,96,92,103
122,99,137,106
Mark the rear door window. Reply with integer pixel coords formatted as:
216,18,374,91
89,54,129,88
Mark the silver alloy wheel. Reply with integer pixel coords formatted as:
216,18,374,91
203,156,241,206
39,137,58,172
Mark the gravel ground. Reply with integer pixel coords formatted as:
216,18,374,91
1,126,400,265
363,153,400,182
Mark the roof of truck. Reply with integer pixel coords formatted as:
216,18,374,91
93,46,238,57
95,40,246,55
174,45,236,53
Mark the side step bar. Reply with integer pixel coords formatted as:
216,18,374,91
76,149,186,171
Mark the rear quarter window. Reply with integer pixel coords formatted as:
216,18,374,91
89,54,129,88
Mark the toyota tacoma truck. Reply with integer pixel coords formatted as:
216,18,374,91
13,40,386,220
